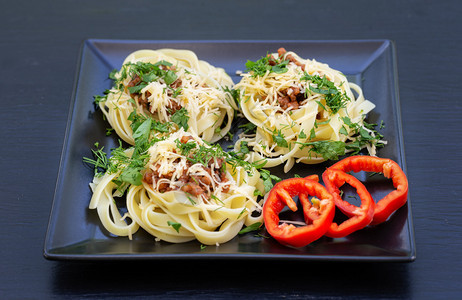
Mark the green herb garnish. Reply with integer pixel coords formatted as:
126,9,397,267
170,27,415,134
301,73,350,114
245,54,289,77
171,107,189,131
272,129,289,148
296,140,346,161
238,222,262,235
239,122,257,134
260,169,281,193
340,116,385,154
83,142,109,177
112,61,179,96
167,221,182,233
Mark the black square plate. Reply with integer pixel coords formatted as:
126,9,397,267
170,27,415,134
44,40,415,261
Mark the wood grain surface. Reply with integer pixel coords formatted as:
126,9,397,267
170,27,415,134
1,0,461,298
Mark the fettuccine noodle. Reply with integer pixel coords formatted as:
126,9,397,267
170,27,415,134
234,48,379,172
89,130,264,245
98,49,236,145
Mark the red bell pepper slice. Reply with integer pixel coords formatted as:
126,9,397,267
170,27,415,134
305,174,319,182
328,155,408,225
322,168,375,238
263,178,335,247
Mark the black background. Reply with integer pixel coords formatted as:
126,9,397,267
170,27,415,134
1,0,461,298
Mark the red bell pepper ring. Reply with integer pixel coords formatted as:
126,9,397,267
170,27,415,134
263,178,335,247
328,155,408,225
322,168,375,238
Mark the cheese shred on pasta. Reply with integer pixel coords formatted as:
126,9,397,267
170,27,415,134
89,130,264,245
234,48,383,172
98,49,237,145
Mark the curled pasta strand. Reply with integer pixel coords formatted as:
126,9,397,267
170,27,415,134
89,130,264,245
90,173,140,237
234,50,377,172
99,49,236,145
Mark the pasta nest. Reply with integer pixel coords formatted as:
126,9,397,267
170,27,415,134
234,50,377,172
99,49,237,145
89,129,264,245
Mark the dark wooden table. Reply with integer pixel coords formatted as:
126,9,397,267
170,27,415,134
1,0,461,298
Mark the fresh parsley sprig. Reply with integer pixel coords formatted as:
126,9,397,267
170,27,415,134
245,55,289,77
340,116,385,154
272,129,289,148
301,73,350,114
84,114,164,188
259,169,282,193
128,110,171,134
297,140,346,161
167,221,182,233
113,61,179,94
170,107,189,131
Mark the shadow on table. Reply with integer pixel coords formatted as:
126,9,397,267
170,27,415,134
50,259,411,298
